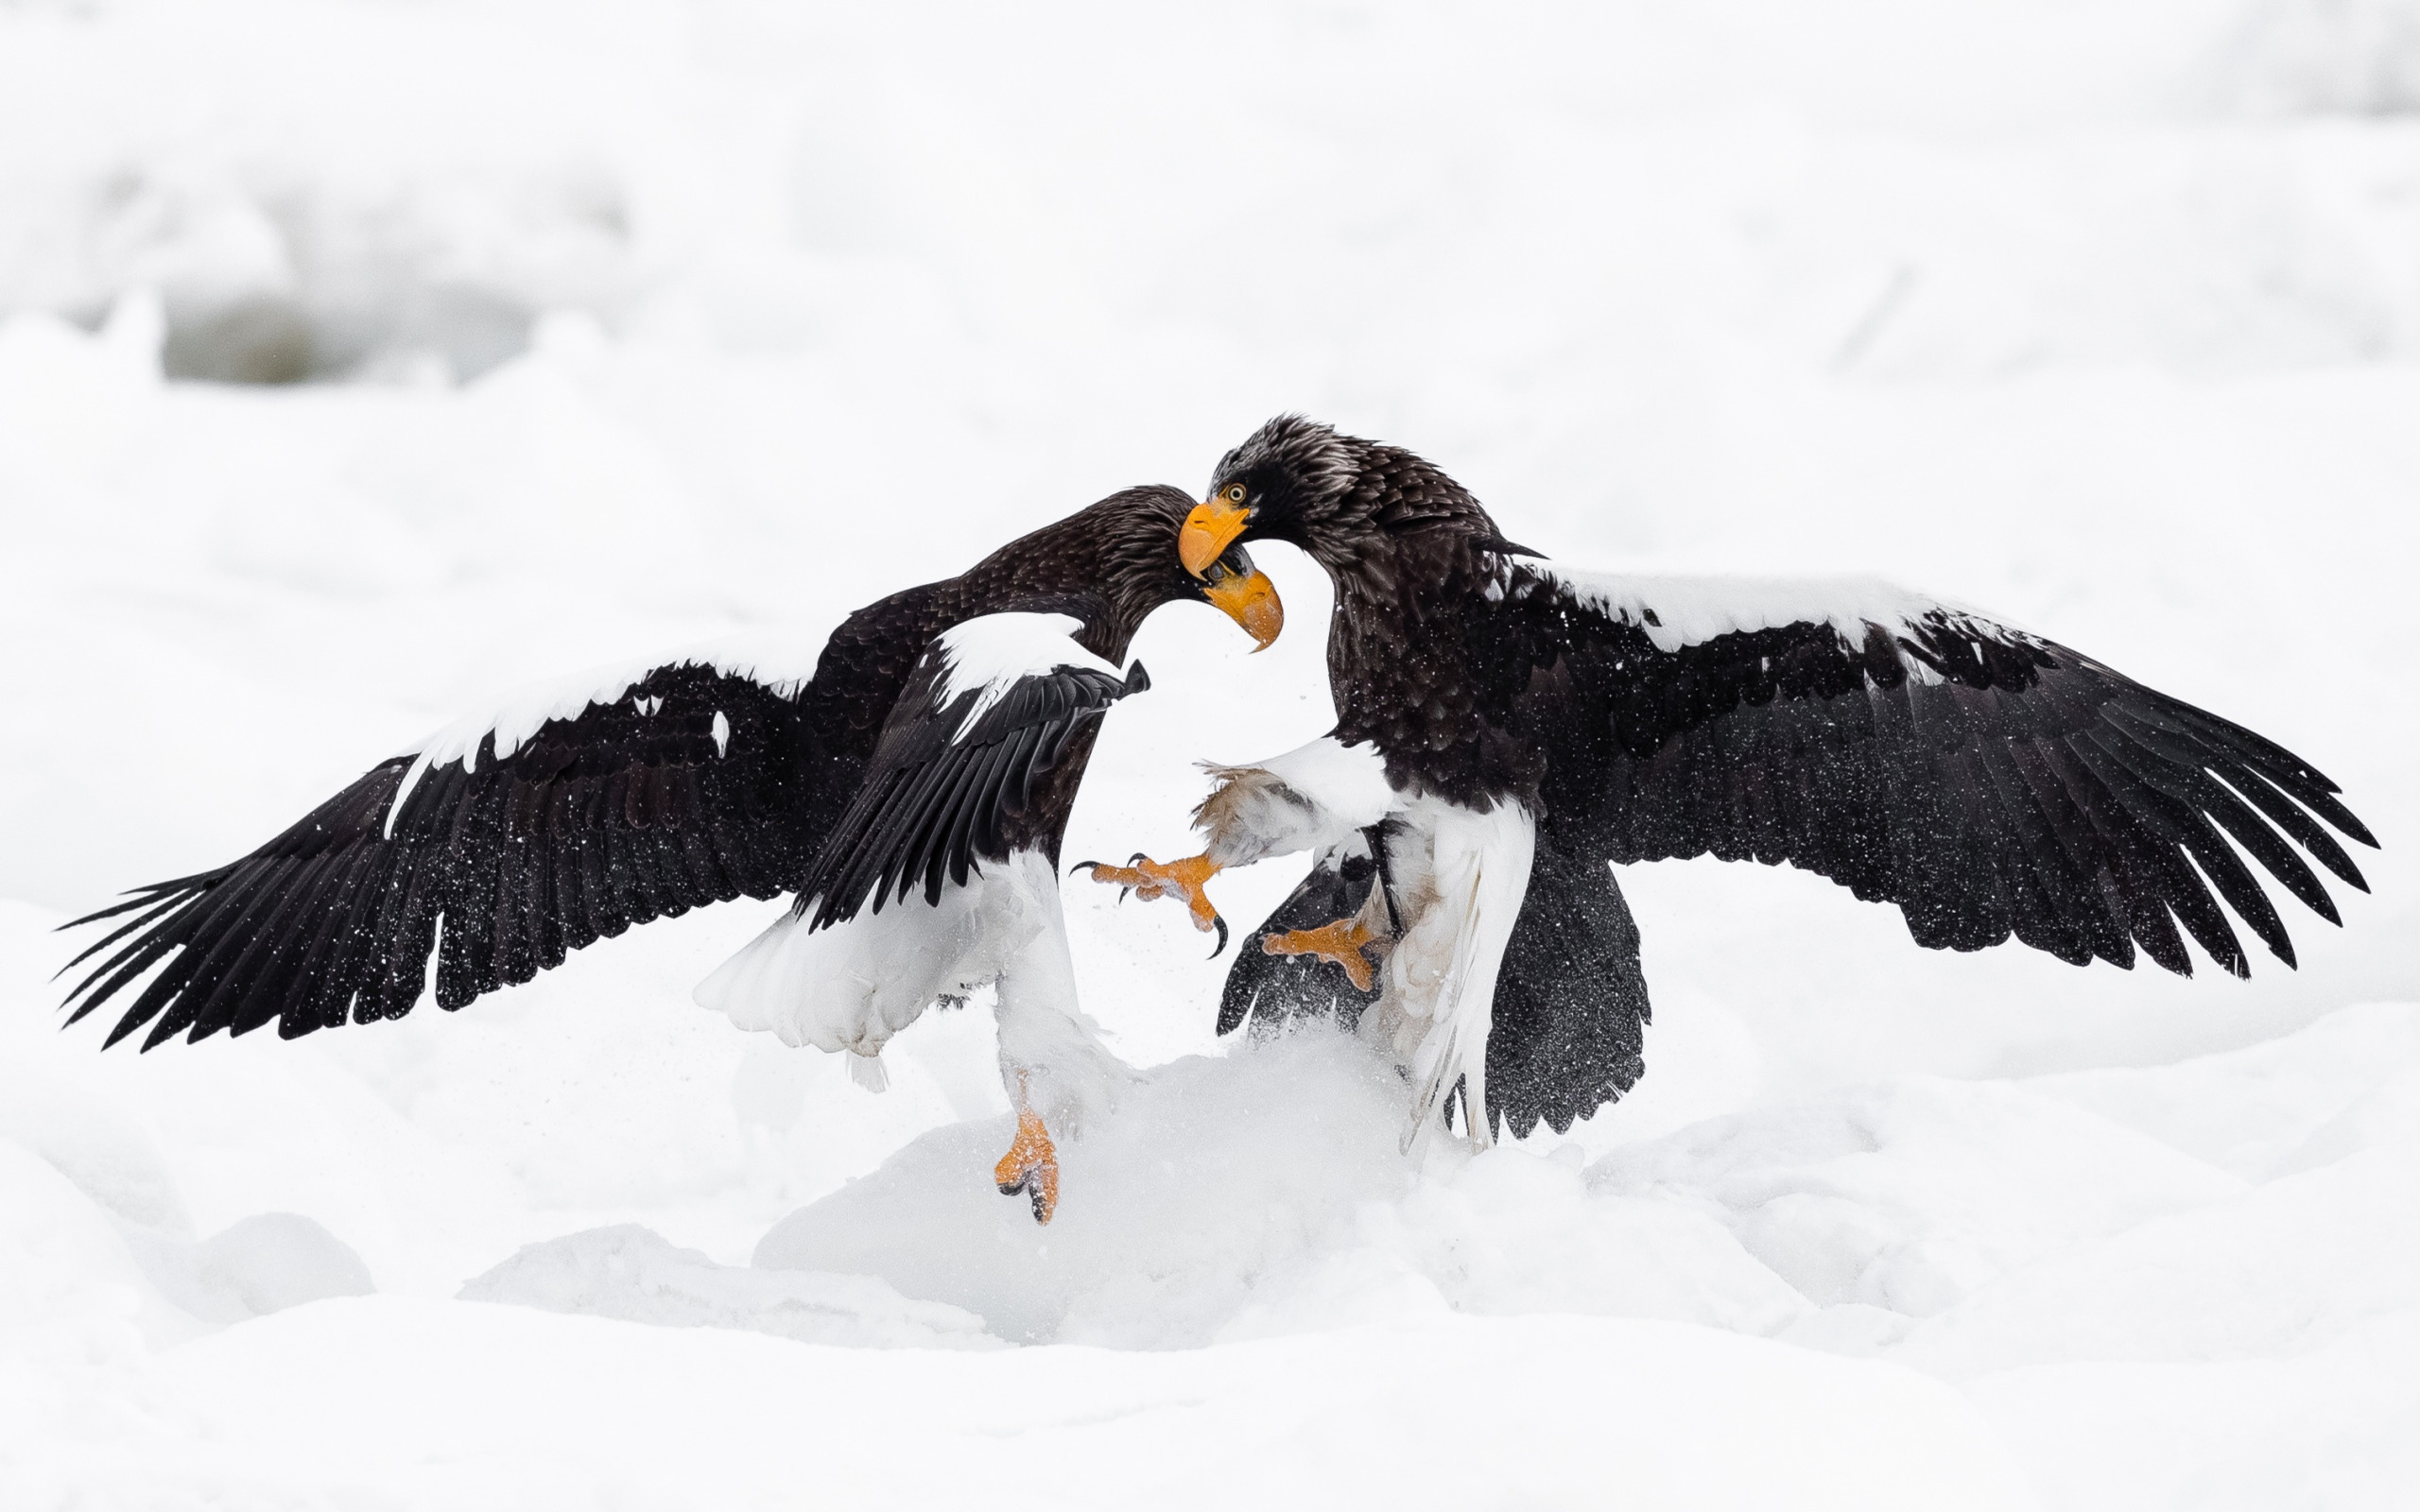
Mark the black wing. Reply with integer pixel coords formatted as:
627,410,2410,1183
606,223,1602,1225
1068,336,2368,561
1488,565,2377,978
1485,818,1651,1138
1220,817,1651,1141
59,662,821,1049
1217,826,1389,1038
795,620,1148,930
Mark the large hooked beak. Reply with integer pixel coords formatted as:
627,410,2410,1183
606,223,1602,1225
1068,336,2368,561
1201,555,1284,652
1180,496,1253,578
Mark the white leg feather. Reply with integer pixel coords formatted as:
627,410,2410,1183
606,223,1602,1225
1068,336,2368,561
1385,799,1535,1153
992,880,1135,1138
691,850,1130,1127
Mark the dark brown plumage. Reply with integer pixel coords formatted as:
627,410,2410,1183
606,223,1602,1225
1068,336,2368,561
59,485,1270,1050
1194,415,2377,1138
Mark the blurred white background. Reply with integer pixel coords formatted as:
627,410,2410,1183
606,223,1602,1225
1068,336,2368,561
3,3,2416,1508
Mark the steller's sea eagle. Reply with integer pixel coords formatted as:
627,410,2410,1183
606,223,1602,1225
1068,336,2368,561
1094,417,2377,1148
59,485,1283,1223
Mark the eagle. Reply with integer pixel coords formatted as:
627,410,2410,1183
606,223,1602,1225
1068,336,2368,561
1094,417,2377,1148
57,484,1284,1223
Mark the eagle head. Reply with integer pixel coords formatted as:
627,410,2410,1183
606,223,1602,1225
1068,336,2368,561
1087,483,1286,651
1183,416,1512,578
1180,415,1366,575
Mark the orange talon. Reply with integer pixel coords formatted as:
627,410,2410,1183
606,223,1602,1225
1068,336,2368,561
1082,853,1225,938
993,1107,1059,1225
1263,916,1381,992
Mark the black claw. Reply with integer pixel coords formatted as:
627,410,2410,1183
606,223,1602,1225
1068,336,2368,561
1069,859,1102,877
1117,887,1132,902
995,1169,1051,1223
1128,851,1149,865
1210,915,1230,959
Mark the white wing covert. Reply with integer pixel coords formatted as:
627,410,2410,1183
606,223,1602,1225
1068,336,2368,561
792,612,1149,929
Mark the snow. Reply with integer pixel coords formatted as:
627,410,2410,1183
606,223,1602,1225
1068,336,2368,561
4,1,2418,1508
31,1301,2033,1511
1530,566,2031,658
459,1224,998,1350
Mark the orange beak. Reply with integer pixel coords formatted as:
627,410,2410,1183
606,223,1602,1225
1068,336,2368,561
1202,564,1284,651
1180,497,1252,578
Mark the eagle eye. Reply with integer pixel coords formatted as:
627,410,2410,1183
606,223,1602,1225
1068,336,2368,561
1222,484,1246,505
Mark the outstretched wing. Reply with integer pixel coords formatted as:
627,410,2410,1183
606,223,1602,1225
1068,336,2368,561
60,639,841,1050
795,612,1146,929
1490,563,2377,978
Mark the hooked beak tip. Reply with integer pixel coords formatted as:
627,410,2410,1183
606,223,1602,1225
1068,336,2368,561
1204,567,1283,652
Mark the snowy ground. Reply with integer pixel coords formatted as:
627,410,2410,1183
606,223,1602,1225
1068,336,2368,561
5,2,2419,1507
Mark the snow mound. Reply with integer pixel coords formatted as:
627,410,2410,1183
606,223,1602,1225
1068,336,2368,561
1895,1005,2420,1375
0,1141,151,1348
1595,1074,2247,1329
755,1032,1420,1345
189,1212,375,1318
1900,1143,2420,1374
755,1005,2420,1378
2021,1001,2420,1179
462,1224,995,1350
757,1031,1806,1346
70,1202,375,1332
0,1039,189,1235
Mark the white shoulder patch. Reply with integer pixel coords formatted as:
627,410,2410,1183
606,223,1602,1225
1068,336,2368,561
1253,737,1398,830
933,612,1120,736
1531,565,2036,656
384,612,847,837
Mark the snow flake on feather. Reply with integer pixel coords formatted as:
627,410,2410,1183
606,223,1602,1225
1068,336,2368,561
1528,564,2046,662
383,613,845,836
933,612,1121,741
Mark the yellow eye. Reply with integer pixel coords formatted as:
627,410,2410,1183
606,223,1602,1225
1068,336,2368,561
1223,484,1246,504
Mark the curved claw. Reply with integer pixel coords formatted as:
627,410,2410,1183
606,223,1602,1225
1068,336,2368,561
993,1108,1059,1226
1070,858,1138,905
1262,916,1381,993
1080,851,1225,938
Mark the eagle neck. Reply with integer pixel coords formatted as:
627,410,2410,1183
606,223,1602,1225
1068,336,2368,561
1324,528,1539,812
950,524,1160,665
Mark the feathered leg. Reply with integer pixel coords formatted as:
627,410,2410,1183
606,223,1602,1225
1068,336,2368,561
989,871,1134,1224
